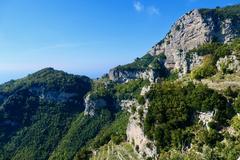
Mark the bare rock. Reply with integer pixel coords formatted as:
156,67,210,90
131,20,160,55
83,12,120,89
216,55,240,73
84,94,107,116
109,68,158,83
149,9,240,76
198,111,214,130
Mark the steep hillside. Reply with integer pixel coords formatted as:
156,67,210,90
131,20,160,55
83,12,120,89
109,4,240,82
0,68,92,160
99,38,240,160
1,4,240,160
90,141,140,160
104,4,240,160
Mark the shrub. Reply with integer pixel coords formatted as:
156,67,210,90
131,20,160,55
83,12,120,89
116,54,155,70
215,44,232,59
114,79,150,100
234,96,240,113
231,116,240,132
111,135,126,145
137,95,145,105
225,87,238,98
138,108,144,120
131,106,136,113
191,55,217,79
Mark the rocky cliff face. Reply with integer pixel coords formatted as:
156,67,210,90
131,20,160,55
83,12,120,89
120,86,157,159
149,8,240,75
83,94,107,116
110,5,240,80
109,68,159,83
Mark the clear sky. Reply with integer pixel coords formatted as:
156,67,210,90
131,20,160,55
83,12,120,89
0,0,239,83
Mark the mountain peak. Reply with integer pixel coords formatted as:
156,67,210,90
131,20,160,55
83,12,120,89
148,4,240,75
109,4,240,82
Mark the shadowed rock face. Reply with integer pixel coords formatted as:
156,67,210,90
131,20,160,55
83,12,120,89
0,68,92,130
84,94,107,116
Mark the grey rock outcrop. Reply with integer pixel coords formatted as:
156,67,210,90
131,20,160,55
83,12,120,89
109,7,240,80
149,9,240,75
198,111,214,130
109,68,159,83
28,86,78,102
84,94,107,116
127,115,157,159
121,86,157,159
216,55,240,73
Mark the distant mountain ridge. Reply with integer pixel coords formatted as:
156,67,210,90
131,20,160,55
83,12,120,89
0,68,92,159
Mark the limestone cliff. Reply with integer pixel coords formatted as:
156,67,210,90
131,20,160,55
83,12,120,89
149,6,240,75
109,5,240,80
109,68,159,83
83,94,107,116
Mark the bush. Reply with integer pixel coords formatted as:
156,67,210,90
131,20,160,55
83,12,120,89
234,96,240,113
138,108,144,120
131,106,136,113
196,129,223,147
208,121,218,130
77,111,129,152
137,95,145,105
116,54,155,70
231,116,240,132
76,149,92,160
225,87,238,98
215,44,232,59
191,55,217,80
114,79,149,100
111,134,126,145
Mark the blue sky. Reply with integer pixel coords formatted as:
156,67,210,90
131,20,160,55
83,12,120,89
0,0,239,83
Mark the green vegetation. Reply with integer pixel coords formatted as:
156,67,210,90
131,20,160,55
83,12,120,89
1,104,78,160
0,67,91,94
115,53,167,72
115,54,155,71
49,110,112,160
231,115,240,134
157,114,240,160
0,68,132,160
191,55,217,79
188,39,240,79
89,142,140,160
187,40,235,62
74,111,130,159
1,5,240,159
165,70,179,81
114,79,150,100
200,4,240,20
144,82,234,152
0,68,92,160
231,38,240,55
234,96,240,113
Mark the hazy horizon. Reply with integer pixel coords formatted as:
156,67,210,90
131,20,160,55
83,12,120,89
0,0,239,83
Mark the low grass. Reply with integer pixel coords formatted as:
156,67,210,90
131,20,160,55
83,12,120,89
91,141,140,160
